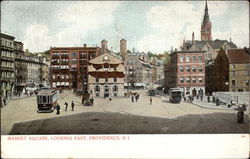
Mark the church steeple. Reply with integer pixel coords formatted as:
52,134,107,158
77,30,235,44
201,0,212,41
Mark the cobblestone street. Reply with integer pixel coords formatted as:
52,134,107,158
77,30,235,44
1,90,248,134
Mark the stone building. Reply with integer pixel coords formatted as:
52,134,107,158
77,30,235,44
228,48,250,92
88,53,125,97
0,33,15,98
166,50,206,96
124,51,153,89
50,45,100,91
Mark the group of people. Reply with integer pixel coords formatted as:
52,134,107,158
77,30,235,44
131,94,140,102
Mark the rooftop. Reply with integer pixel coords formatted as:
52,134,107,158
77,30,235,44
227,48,250,64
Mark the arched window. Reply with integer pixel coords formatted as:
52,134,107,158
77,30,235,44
113,85,118,92
95,85,100,92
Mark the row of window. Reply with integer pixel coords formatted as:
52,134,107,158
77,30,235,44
179,65,203,72
231,64,250,69
231,80,249,86
95,78,117,83
52,75,69,79
179,55,203,63
1,61,14,68
179,77,203,83
231,70,250,76
1,39,13,48
1,50,14,58
1,71,14,78
94,85,118,92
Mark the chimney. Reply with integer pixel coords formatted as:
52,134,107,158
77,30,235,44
83,44,87,47
192,32,195,45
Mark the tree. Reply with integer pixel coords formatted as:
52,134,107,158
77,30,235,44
163,51,171,64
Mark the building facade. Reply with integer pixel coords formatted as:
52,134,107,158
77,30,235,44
228,48,250,92
0,33,15,98
88,53,125,97
166,50,206,96
50,45,100,90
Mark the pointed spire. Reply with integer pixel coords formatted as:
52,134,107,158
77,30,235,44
205,0,208,12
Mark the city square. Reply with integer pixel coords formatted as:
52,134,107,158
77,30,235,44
1,90,248,134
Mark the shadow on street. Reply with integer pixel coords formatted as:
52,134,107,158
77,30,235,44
9,111,249,135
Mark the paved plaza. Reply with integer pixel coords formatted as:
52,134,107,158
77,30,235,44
1,90,249,134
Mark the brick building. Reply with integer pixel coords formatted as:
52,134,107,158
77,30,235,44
205,49,229,94
228,48,250,92
166,50,206,96
50,45,100,91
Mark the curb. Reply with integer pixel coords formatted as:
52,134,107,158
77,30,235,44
191,102,233,110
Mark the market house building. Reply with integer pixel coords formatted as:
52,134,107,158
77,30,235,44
88,53,125,97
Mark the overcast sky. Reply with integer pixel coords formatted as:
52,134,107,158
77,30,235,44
1,1,249,53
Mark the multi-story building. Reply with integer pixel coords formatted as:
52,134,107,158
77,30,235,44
50,44,100,90
166,50,206,96
13,41,27,95
124,51,153,89
205,48,229,94
228,48,250,92
0,33,15,98
88,53,125,97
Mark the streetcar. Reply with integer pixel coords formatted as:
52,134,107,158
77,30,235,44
36,89,58,113
169,88,182,103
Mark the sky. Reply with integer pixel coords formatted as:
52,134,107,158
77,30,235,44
1,1,249,53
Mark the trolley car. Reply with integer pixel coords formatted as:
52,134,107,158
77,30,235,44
169,88,182,103
37,89,58,113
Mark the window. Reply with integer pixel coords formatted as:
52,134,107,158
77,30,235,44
192,56,197,62
180,66,184,72
186,77,190,83
180,56,184,62
113,85,118,92
192,77,196,83
232,71,235,76
186,66,190,72
192,66,196,72
71,52,77,58
180,77,184,83
198,66,202,72
231,64,235,69
186,56,190,62
198,56,202,62
105,78,108,82
246,64,250,68
114,78,117,82
199,77,202,83
232,80,235,86
96,78,99,82
246,80,249,86
95,85,100,92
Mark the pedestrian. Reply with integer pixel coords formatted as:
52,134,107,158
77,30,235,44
71,101,75,111
56,104,61,115
3,97,7,106
212,95,215,103
207,94,210,103
200,94,203,101
183,96,186,102
131,96,134,102
150,97,152,105
135,94,138,102
216,97,219,106
237,108,244,123
90,97,94,106
64,102,68,111
137,94,140,100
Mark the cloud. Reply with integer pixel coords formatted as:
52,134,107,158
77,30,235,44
23,1,121,52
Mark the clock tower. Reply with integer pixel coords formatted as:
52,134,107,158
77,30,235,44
201,0,212,41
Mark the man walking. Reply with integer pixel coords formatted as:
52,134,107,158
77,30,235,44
131,96,134,102
150,97,152,105
71,101,75,111
64,102,68,111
